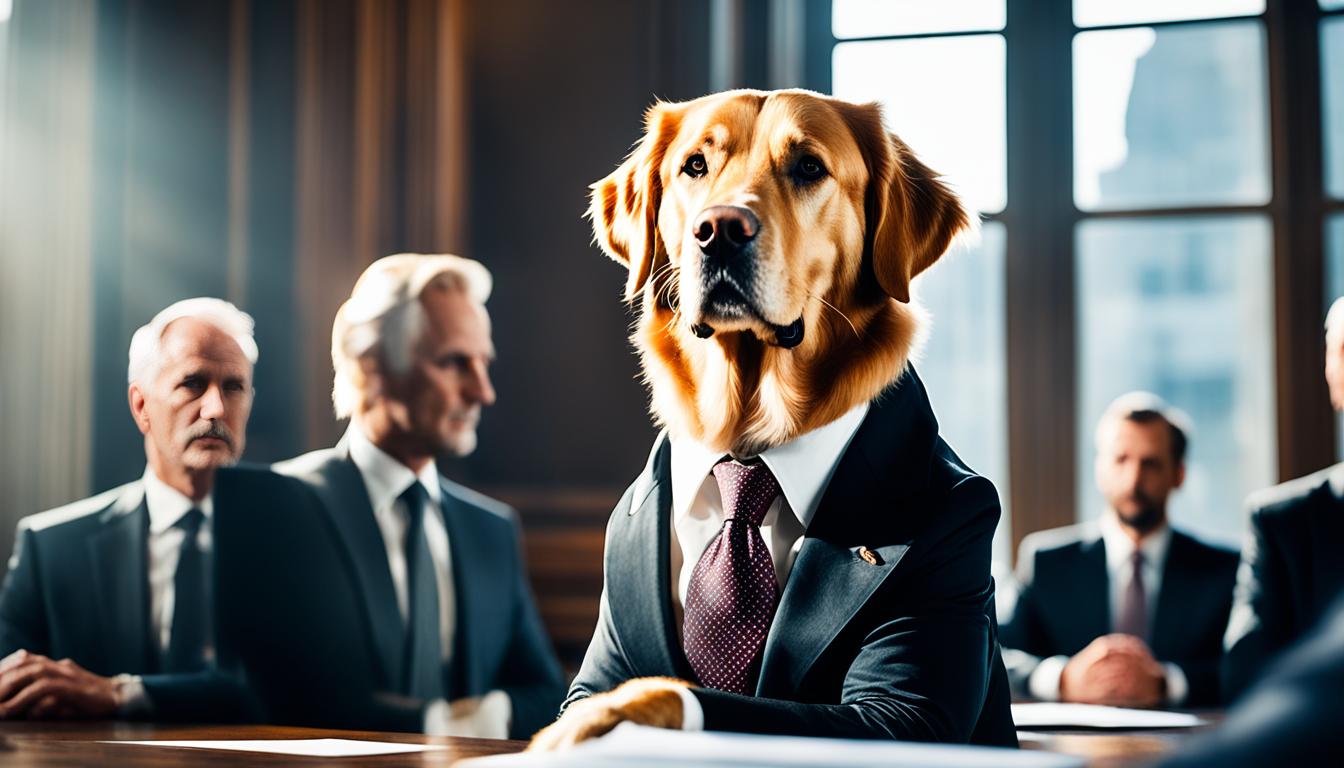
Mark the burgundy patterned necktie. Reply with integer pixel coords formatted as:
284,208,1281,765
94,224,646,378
683,459,781,695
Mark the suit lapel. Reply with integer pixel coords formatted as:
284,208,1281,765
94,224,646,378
1150,531,1192,657
1074,535,1111,643
608,437,691,680
306,447,405,689
88,483,152,672
757,373,935,695
438,484,502,697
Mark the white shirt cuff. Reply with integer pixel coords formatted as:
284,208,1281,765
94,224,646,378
423,690,512,739
676,686,704,731
1028,655,1069,701
114,674,152,717
1163,662,1189,707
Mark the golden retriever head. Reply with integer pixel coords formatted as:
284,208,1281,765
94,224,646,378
590,89,968,455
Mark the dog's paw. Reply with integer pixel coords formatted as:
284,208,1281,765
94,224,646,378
527,677,690,752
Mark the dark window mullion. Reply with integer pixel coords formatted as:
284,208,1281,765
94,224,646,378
1266,0,1333,480
833,28,1004,44
1004,0,1077,561
1074,13,1268,34
1078,204,1274,220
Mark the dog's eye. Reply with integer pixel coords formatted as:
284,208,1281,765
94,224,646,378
793,155,827,184
681,154,708,178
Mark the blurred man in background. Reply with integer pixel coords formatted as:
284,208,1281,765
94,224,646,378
214,254,563,739
1222,297,1344,700
1002,392,1238,707
0,298,258,721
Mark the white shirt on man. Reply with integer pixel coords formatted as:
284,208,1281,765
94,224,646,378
1026,511,1189,705
344,422,510,737
652,402,869,730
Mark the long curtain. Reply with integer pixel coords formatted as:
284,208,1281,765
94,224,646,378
0,0,97,562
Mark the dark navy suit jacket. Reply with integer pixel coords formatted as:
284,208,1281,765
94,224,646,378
563,371,1017,746
1000,523,1238,706
1222,463,1344,701
1161,591,1344,766
0,481,255,720
212,445,565,739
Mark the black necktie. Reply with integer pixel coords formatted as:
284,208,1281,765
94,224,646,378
164,508,209,673
400,483,444,700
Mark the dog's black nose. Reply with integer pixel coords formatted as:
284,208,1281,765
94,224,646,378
694,206,759,258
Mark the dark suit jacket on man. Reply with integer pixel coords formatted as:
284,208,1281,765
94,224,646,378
1222,463,1344,701
0,481,254,720
563,371,1017,746
1161,591,1344,767
212,445,565,739
1000,523,1238,707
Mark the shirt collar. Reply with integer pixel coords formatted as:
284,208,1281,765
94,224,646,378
143,466,212,535
1099,510,1171,572
346,422,443,513
669,402,869,529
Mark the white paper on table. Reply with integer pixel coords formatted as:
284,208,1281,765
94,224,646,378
458,723,1083,768
1011,702,1208,729
102,738,449,757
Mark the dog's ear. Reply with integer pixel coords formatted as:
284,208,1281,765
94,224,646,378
843,103,969,303
588,102,684,302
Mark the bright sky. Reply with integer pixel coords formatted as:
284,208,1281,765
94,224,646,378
1073,0,1263,27
1073,28,1156,209
833,35,1006,214
833,0,1004,38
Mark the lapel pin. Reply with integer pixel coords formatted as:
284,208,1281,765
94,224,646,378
858,546,882,566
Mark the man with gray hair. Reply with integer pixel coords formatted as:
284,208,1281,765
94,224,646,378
1222,296,1344,700
1001,392,1239,707
0,298,258,721
214,254,563,738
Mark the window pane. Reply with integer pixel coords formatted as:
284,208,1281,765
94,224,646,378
1075,0,1263,28
915,222,1009,563
1329,215,1344,459
833,0,1004,38
834,35,1006,214
1076,216,1275,547
1074,22,1270,211
1323,1,1344,11
1325,18,1344,199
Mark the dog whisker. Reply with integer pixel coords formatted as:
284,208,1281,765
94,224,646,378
809,292,860,339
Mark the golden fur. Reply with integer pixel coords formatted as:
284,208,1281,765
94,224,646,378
528,678,686,750
588,89,969,456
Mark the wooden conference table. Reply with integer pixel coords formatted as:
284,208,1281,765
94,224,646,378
0,718,1219,767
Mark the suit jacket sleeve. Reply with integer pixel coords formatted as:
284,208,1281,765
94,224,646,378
561,586,637,714
495,514,566,739
1222,506,1290,701
0,525,50,657
998,539,1049,698
140,671,261,722
693,479,1002,743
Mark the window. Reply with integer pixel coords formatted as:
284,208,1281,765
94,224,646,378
1070,6,1274,546
1076,217,1274,546
816,0,1338,554
1325,16,1344,199
831,6,1011,564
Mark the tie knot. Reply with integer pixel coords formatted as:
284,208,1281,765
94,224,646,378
399,482,430,522
177,507,205,535
712,460,780,527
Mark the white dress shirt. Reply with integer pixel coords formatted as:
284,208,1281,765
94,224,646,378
116,467,215,714
345,423,510,737
665,403,869,729
1027,512,1189,705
